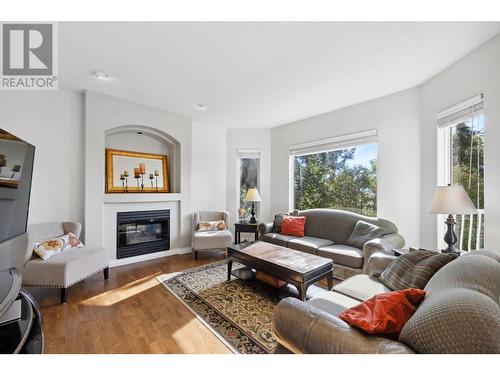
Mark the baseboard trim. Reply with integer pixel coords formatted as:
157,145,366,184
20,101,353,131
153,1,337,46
109,247,192,268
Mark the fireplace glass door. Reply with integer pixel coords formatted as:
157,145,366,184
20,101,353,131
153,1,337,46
117,220,168,248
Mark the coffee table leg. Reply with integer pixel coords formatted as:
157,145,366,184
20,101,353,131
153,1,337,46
327,272,334,291
227,259,233,281
297,283,307,302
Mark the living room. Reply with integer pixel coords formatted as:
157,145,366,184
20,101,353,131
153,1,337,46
1,1,499,372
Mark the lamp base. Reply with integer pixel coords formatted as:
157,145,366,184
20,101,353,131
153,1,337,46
442,214,461,256
249,202,257,224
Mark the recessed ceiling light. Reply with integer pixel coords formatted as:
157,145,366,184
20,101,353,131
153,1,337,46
92,70,110,80
194,104,208,111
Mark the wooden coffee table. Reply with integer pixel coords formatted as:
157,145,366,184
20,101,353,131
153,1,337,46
227,241,334,301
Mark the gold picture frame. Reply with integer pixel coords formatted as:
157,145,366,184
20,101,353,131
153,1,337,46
105,148,169,193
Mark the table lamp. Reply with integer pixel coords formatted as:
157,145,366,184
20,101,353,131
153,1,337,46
428,184,477,255
245,188,261,224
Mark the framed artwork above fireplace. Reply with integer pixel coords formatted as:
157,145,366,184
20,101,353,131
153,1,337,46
105,148,170,193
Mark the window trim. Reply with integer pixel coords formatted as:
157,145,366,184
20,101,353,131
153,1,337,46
436,98,485,250
236,149,261,220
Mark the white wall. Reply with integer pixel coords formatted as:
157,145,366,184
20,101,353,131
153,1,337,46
0,90,85,226
419,34,500,250
270,89,421,247
85,91,193,253
191,121,227,213
226,128,272,230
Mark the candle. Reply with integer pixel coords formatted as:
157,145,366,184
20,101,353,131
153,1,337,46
134,167,140,178
149,174,154,179
154,170,159,176
120,174,124,179
123,170,129,177
139,163,146,174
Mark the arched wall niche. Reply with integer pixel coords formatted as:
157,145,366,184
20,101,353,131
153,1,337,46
104,125,181,193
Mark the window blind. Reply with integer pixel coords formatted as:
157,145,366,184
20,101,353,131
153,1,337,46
437,94,484,128
237,149,260,159
289,129,377,157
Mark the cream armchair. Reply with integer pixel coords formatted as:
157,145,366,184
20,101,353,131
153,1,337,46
13,222,109,304
192,211,233,259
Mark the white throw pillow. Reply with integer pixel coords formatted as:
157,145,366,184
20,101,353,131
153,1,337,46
33,232,84,260
198,220,226,232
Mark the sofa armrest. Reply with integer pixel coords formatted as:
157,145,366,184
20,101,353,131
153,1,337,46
272,298,415,354
367,252,397,277
258,222,273,238
62,222,82,239
362,233,404,273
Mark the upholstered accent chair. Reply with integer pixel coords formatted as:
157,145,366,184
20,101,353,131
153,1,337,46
16,222,109,304
192,211,233,259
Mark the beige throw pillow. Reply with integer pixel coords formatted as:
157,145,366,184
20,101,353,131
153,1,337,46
33,232,84,260
198,220,226,232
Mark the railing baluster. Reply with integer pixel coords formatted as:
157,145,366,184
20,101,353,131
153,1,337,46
459,214,465,251
467,214,473,251
476,212,482,250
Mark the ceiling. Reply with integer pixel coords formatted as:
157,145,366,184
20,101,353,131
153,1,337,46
59,22,500,129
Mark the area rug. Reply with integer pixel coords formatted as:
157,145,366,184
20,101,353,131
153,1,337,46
157,260,282,354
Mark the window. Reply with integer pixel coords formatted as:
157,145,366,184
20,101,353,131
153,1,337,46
437,95,484,251
289,130,377,216
237,149,260,218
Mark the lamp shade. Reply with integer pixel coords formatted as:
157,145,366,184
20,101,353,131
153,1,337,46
245,188,261,202
428,185,477,215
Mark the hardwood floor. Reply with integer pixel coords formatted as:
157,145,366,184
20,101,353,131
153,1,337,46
27,251,233,354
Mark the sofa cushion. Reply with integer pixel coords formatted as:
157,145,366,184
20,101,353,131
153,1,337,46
379,249,457,291
272,214,284,233
399,255,500,353
334,274,391,301
307,291,360,316
338,288,426,339
287,236,334,255
346,220,385,249
318,245,364,268
22,246,109,288
192,230,233,250
262,233,296,247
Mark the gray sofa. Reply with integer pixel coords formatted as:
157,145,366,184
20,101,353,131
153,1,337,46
258,209,404,280
272,250,500,354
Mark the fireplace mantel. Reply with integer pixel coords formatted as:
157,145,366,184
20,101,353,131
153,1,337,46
103,193,182,204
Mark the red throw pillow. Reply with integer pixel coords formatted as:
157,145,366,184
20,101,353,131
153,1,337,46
338,288,426,339
280,215,307,237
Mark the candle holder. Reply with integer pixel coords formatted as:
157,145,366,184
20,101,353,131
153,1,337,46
149,174,154,188
123,170,129,192
10,165,21,180
154,170,159,192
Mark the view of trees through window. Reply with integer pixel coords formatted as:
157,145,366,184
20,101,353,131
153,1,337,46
450,114,484,250
239,158,259,215
293,143,377,216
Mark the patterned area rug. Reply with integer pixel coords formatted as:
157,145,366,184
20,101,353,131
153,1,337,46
157,260,283,354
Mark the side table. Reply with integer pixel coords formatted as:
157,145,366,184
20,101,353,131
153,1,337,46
234,222,259,244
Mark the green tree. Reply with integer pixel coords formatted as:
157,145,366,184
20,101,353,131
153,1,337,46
294,147,377,216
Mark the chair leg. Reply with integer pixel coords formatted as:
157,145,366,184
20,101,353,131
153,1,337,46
194,250,198,259
103,267,109,280
60,287,67,304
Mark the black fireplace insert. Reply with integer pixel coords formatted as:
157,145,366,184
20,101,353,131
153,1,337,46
116,210,170,259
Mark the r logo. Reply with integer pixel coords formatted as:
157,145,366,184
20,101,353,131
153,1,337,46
2,23,53,76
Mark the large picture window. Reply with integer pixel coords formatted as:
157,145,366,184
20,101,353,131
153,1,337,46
290,130,377,216
438,96,484,251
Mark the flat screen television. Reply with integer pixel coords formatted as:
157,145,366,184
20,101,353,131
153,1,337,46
0,129,35,243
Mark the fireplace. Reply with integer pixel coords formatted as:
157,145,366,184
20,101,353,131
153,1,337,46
116,210,170,259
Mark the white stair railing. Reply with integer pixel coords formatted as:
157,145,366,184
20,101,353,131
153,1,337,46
457,209,484,251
